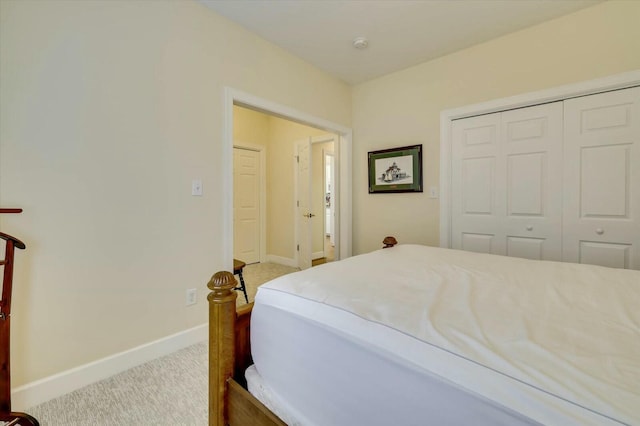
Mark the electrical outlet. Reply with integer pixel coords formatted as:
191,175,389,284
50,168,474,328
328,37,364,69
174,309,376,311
186,288,197,306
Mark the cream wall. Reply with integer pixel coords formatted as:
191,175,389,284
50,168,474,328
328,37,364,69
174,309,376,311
352,0,640,255
233,106,270,149
0,0,350,387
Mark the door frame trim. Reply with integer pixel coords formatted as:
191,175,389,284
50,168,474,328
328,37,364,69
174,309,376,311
440,70,640,249
233,143,267,263
311,135,337,264
223,87,353,270
323,148,335,259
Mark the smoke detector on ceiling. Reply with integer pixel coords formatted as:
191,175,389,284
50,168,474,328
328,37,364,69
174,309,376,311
352,37,369,49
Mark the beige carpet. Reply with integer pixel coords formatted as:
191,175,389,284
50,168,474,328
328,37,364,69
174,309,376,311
24,262,298,425
26,343,209,425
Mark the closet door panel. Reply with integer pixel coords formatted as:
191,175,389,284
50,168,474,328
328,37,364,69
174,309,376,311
461,233,495,253
563,86,640,269
579,241,631,269
501,102,563,261
451,113,504,255
507,152,545,216
462,157,495,214
580,144,629,217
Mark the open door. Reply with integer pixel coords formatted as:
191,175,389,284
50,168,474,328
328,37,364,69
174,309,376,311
296,137,312,270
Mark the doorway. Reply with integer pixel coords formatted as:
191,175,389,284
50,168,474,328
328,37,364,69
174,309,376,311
225,89,352,273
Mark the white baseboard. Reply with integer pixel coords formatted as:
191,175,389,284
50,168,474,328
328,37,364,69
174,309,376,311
312,251,324,260
12,323,208,410
265,254,297,268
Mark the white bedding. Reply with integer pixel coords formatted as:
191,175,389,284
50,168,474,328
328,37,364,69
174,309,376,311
249,245,640,425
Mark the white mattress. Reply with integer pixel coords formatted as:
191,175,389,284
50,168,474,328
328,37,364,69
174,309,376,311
249,245,640,425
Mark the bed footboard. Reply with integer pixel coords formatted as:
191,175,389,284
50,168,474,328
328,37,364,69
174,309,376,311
208,271,284,426
233,302,253,387
228,380,286,426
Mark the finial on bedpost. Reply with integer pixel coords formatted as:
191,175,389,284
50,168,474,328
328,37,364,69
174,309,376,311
208,271,237,304
208,271,238,426
383,236,398,248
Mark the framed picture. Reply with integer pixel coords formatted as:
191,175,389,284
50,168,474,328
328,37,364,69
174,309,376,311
368,144,423,193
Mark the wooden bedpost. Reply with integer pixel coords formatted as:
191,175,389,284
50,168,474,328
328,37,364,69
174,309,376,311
383,236,398,248
208,271,238,426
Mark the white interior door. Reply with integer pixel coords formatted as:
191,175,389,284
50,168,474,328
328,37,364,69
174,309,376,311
296,138,312,270
563,86,640,269
233,147,261,264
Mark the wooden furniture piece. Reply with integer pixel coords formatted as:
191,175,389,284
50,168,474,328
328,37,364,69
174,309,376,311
0,230,39,426
382,236,397,248
232,259,249,303
208,239,395,426
208,271,285,426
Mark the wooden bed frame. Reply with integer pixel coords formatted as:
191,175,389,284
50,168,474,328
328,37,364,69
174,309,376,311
207,237,398,425
207,274,283,426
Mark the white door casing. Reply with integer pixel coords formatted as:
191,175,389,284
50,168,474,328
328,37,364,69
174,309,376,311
296,138,312,270
324,151,335,248
233,147,262,264
562,87,640,269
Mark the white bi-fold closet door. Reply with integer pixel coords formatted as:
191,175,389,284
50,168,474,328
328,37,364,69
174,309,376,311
451,86,640,269
451,102,563,260
563,87,640,269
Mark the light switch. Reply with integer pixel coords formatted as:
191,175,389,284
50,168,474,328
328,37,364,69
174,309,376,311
429,186,438,199
192,180,203,196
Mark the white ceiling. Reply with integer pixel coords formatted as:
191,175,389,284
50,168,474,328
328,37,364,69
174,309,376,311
200,0,602,85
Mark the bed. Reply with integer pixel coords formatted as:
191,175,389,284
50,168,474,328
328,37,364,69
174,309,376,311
207,239,640,426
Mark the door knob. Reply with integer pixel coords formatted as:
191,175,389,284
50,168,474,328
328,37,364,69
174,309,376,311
525,225,533,231
304,213,316,218
596,228,604,235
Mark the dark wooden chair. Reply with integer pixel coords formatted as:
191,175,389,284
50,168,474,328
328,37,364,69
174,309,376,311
233,259,249,303
1,231,39,425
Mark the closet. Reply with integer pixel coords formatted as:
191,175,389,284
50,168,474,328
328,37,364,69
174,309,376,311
450,86,640,270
